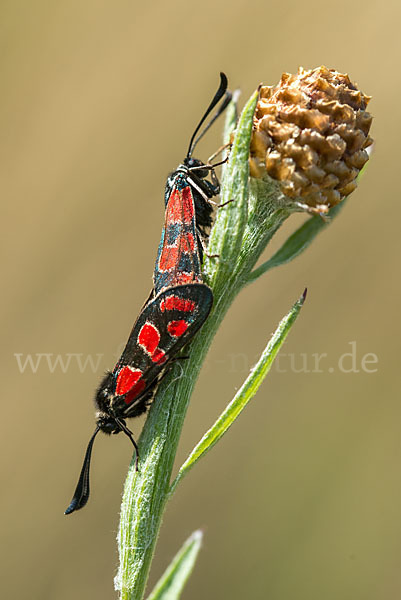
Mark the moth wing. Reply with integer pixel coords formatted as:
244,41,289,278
111,284,213,416
153,283,213,352
155,184,202,294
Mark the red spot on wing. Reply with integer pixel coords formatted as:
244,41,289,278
158,246,179,272
167,187,194,225
116,366,147,405
124,381,147,405
181,187,195,224
152,349,167,364
168,320,188,337
138,322,168,364
181,232,195,253
160,296,196,313
158,232,196,274
138,322,160,355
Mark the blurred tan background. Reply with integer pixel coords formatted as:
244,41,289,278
2,1,399,598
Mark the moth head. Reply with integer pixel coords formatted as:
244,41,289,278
183,157,210,179
95,410,121,435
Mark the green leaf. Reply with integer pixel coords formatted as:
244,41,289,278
247,202,345,284
169,289,306,495
147,531,203,600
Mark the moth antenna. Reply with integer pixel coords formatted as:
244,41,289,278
187,72,230,159
189,91,232,156
64,426,100,515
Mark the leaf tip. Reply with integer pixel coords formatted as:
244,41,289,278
191,529,204,543
301,287,308,302
232,88,241,103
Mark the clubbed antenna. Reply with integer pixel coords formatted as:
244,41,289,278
187,72,230,159
64,426,100,515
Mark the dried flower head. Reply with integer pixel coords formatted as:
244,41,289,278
250,66,373,213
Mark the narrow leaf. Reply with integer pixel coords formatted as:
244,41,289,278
147,530,203,600
170,290,306,495
247,202,345,284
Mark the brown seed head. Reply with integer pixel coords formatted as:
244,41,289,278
250,66,373,213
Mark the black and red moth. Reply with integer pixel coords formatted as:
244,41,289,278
155,72,231,296
65,284,212,514
65,74,230,515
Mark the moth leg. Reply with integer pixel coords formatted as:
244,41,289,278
197,229,219,260
169,355,190,363
207,142,231,164
218,198,235,209
115,417,140,471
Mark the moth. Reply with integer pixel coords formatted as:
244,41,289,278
65,73,230,514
